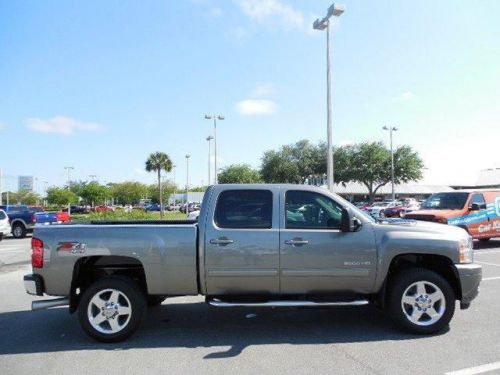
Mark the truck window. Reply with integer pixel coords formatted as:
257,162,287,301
0,210,6,220
215,190,273,229
285,190,342,230
470,193,486,209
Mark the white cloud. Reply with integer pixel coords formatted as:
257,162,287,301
235,99,277,115
393,91,415,102
134,168,148,176
236,0,306,31
26,116,102,135
251,81,275,97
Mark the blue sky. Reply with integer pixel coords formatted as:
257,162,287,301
1,0,499,193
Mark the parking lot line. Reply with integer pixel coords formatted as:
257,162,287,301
482,276,500,281
476,261,500,268
445,361,500,375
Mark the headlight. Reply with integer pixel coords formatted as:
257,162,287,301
458,237,473,263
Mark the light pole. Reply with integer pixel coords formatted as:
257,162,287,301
64,166,74,215
206,136,214,185
204,114,224,184
383,126,398,201
172,164,176,205
313,3,344,192
185,154,190,216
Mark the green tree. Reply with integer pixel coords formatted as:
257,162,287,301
261,140,325,183
147,182,176,204
46,187,79,206
109,181,149,205
80,182,110,207
145,152,173,217
17,191,41,205
218,164,262,184
334,142,423,203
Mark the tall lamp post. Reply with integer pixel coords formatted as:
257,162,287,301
206,136,214,185
383,126,398,201
204,114,224,184
313,3,345,192
171,164,176,205
185,154,190,217
64,166,74,215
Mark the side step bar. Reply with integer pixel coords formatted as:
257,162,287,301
32,297,69,311
207,298,369,308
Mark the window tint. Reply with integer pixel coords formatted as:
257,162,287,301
0,211,6,220
471,194,486,209
285,190,343,230
215,190,273,229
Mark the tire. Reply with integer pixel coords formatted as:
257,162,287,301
12,223,27,239
147,295,166,306
0,233,3,242
387,268,455,335
78,276,146,343
479,238,490,243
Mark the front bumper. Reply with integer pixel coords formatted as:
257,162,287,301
24,274,44,296
455,263,482,309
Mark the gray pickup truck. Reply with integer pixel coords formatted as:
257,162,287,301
24,184,482,342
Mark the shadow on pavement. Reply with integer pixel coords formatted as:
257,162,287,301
0,301,440,359
473,238,500,250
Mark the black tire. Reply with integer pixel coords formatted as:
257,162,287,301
147,295,166,306
78,276,146,343
479,238,490,243
0,233,3,242
12,223,27,239
387,268,455,335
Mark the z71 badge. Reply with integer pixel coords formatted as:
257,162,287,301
57,242,87,254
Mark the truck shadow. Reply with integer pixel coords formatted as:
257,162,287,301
0,301,442,358
474,238,500,250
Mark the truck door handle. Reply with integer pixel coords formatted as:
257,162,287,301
284,238,309,246
210,237,234,246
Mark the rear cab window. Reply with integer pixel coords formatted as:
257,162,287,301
215,189,273,229
0,210,6,220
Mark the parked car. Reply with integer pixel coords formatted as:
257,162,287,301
367,201,400,218
63,205,90,214
0,209,10,241
145,204,161,212
0,205,36,238
382,198,420,218
94,205,116,213
30,206,71,225
24,184,481,342
187,209,200,220
405,189,500,241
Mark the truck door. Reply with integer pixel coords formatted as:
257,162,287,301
467,193,489,238
279,189,377,295
204,188,280,296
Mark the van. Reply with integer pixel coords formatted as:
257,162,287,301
404,189,500,241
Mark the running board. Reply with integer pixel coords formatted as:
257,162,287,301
32,297,69,311
207,298,369,308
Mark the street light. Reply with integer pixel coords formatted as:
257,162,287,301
313,3,345,192
206,136,214,185
64,166,74,215
185,154,190,216
204,114,224,184
383,126,398,201
171,164,176,205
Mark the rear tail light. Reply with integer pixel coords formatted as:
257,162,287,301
32,213,37,223
31,237,44,268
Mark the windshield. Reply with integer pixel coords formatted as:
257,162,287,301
421,192,469,210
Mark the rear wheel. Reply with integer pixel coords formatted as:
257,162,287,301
12,223,26,239
78,276,146,342
387,268,455,334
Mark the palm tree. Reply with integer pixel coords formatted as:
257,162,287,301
145,152,173,218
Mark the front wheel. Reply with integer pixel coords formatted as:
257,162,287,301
78,276,146,342
387,268,455,334
12,223,26,239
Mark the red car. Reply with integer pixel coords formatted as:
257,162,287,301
93,205,115,213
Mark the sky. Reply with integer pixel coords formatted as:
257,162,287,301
1,0,499,194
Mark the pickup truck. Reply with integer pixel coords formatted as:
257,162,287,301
29,206,71,226
23,184,482,342
0,205,37,238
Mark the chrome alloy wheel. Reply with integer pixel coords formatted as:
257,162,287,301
87,289,132,334
401,281,445,326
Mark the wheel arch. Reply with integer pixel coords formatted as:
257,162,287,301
69,255,148,313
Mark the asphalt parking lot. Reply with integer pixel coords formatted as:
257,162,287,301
1,237,500,375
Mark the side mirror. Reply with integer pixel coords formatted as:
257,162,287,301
341,208,363,232
469,203,480,211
